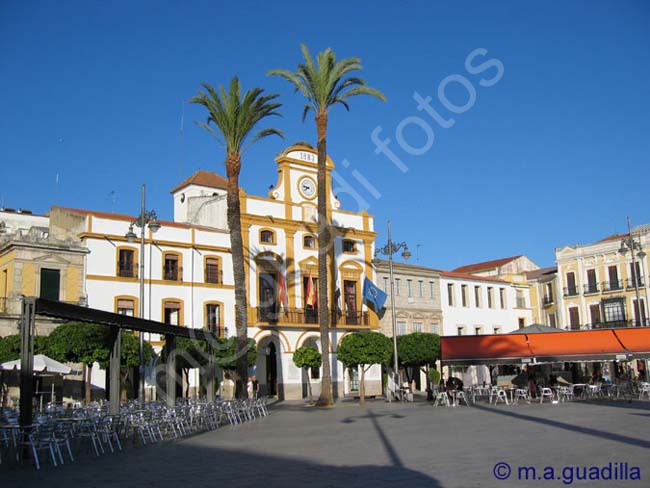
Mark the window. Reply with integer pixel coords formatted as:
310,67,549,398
447,284,454,306
586,269,598,293
39,268,60,301
430,322,439,334
487,287,494,308
260,229,275,244
117,248,136,278
418,280,423,298
548,314,557,328
568,307,580,330
116,298,135,316
163,253,181,281
516,289,526,308
342,240,356,253
589,303,601,327
383,277,389,291
311,366,320,380
545,283,553,303
303,276,318,324
633,298,647,326
163,300,182,325
607,265,620,290
461,285,468,307
474,326,482,335
413,322,422,333
395,278,400,296
397,321,406,336
518,317,526,329
205,257,222,284
457,326,464,336
205,303,221,335
259,273,279,322
565,272,577,296
630,262,643,287
493,326,501,334
303,235,316,249
429,281,434,299
407,279,412,298
603,298,625,325
499,288,506,309
474,286,481,308
344,280,358,325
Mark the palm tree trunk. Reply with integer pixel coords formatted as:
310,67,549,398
226,155,249,400
315,111,333,407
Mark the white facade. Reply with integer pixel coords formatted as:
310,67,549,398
440,272,533,336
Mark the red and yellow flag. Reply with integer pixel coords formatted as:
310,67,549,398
306,272,316,307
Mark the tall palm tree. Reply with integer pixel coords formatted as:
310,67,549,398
190,77,283,399
269,45,385,406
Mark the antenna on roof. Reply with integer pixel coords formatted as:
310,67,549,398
179,100,185,183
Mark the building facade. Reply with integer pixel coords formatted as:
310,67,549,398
555,225,650,330
47,143,382,400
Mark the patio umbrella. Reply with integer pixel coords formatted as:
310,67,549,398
0,354,71,374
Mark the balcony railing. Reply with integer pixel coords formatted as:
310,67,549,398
255,307,369,326
601,280,623,292
583,319,649,329
542,295,554,306
205,269,223,285
117,265,136,278
563,286,579,297
626,277,645,289
583,283,599,295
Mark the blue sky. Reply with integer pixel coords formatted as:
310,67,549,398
1,0,649,270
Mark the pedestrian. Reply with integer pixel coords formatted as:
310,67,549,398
251,375,260,398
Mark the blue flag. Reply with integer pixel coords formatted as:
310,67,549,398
363,277,388,312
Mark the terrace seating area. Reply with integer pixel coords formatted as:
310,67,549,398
0,397,270,470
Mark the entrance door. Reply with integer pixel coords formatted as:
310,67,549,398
259,273,278,322
589,304,602,328
266,342,277,396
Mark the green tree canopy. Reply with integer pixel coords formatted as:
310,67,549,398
117,332,155,368
213,337,257,371
293,345,322,370
0,334,49,363
338,332,392,369
396,332,440,368
47,323,110,366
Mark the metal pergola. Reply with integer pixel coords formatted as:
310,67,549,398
19,297,221,428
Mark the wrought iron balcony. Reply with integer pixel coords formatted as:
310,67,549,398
583,283,599,295
563,286,579,297
542,295,554,306
625,277,645,289
117,265,137,278
601,280,623,292
255,307,369,326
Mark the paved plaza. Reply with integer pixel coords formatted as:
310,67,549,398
2,399,649,487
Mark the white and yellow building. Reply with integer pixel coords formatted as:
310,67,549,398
47,143,382,400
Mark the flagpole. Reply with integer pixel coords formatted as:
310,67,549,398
387,221,400,391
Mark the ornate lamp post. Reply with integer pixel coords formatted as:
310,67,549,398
618,218,647,327
125,184,160,403
374,220,411,398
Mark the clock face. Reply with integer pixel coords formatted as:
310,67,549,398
299,177,316,198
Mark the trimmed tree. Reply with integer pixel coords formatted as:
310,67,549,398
213,336,257,380
117,332,155,401
269,45,386,406
396,332,440,400
0,334,49,363
337,332,392,405
190,77,283,399
292,345,322,402
47,322,110,403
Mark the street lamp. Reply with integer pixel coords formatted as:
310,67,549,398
374,220,410,399
125,184,160,403
618,218,647,327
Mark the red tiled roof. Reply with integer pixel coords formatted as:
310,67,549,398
170,170,228,194
440,271,507,284
453,255,522,274
597,233,626,243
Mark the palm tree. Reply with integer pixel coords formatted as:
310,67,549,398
269,45,385,406
190,77,283,399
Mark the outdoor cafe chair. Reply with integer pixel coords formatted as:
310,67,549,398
433,391,450,407
538,386,555,404
513,388,530,405
21,426,60,470
639,382,650,400
454,390,471,407
492,389,509,406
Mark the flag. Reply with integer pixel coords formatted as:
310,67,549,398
278,272,288,310
363,277,387,312
306,272,316,307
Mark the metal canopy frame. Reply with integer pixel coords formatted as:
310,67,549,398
19,297,220,428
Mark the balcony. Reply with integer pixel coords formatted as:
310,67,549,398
563,286,579,297
583,283,599,295
255,307,369,327
542,295,554,306
626,277,645,289
587,319,650,329
601,281,623,292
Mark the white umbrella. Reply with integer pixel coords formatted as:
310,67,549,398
0,354,71,374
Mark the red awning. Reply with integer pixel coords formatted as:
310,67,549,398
440,327,650,365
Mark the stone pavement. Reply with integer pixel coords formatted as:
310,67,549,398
2,399,649,487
